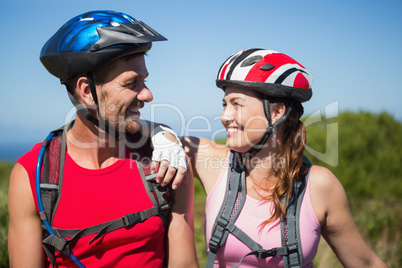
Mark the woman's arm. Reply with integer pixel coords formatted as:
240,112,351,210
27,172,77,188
8,163,43,267
166,157,199,267
310,166,387,268
181,136,229,195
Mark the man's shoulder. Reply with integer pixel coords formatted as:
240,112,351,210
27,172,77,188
15,142,43,181
17,142,42,164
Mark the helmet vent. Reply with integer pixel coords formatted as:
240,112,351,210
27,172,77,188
260,64,275,71
240,55,262,67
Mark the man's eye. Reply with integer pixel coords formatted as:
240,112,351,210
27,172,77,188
234,102,242,107
126,81,137,87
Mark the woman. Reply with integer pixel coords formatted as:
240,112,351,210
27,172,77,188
182,49,387,267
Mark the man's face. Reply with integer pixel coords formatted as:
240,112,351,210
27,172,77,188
96,54,153,134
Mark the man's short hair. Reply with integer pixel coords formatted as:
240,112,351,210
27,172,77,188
64,52,145,98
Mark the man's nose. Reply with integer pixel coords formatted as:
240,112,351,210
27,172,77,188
138,86,153,103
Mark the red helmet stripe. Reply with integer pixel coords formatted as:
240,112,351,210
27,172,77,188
245,53,299,82
219,64,229,80
293,72,310,89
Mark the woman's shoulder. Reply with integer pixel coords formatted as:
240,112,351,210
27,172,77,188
309,165,340,190
309,165,346,200
308,165,347,225
182,136,229,160
182,136,229,194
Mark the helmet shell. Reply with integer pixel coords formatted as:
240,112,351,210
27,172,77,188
40,10,167,82
216,49,313,102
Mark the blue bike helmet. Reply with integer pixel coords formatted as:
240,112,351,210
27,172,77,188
40,10,167,136
40,10,166,82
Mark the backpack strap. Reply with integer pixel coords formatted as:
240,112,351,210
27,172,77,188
39,123,72,267
128,136,175,229
206,151,254,267
38,124,174,267
206,153,312,268
281,156,311,268
40,126,63,224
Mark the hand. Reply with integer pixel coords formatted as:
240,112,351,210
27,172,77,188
150,126,187,190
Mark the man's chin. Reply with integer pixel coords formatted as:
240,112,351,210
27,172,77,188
124,122,141,134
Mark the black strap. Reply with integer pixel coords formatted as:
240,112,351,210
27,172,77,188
41,206,160,263
88,207,159,245
234,246,291,268
66,76,121,138
206,151,249,266
244,100,294,159
67,91,100,127
282,156,311,268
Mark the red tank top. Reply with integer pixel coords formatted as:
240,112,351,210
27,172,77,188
18,143,166,267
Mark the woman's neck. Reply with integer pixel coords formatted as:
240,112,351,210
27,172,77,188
241,129,284,198
243,146,281,200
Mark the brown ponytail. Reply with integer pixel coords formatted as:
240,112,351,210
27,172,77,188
261,101,308,227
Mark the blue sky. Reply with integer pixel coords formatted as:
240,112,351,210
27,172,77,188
0,0,401,152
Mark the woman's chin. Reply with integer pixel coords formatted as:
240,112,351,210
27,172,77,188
226,142,252,154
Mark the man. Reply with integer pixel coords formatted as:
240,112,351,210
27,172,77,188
8,10,198,267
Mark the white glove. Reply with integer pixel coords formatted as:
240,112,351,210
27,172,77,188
150,125,187,171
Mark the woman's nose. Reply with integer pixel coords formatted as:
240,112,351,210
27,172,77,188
221,109,234,125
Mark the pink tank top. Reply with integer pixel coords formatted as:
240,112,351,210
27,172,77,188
205,154,321,267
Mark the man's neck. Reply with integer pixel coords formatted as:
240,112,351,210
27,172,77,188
65,116,126,169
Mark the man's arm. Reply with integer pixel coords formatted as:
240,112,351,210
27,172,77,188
8,163,43,267
140,120,187,190
166,157,198,268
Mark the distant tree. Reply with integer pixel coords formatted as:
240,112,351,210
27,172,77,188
304,111,402,199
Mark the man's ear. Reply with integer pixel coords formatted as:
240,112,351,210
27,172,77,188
76,76,94,105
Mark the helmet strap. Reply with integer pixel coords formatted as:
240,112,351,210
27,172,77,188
66,73,122,139
244,98,294,159
86,72,122,139
67,90,100,127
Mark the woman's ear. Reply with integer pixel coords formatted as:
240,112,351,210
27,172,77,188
271,103,286,123
76,76,94,105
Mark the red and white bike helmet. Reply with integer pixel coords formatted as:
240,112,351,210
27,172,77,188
216,49,313,157
216,48,312,102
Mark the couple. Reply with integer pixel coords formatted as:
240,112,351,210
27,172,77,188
8,10,386,268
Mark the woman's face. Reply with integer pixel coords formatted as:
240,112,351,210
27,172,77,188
221,86,268,153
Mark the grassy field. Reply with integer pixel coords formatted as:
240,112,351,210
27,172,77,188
0,162,12,268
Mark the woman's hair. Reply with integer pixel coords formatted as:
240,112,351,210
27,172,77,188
261,99,308,227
